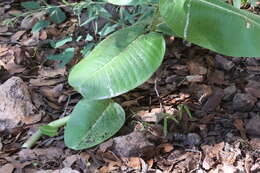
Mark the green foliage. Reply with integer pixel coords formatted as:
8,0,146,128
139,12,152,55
69,24,166,100
50,37,73,48
31,20,50,33
21,1,41,10
233,0,242,8
160,0,260,57
105,0,158,5
47,48,75,67
39,125,59,137
48,6,67,24
64,99,125,150
22,0,260,150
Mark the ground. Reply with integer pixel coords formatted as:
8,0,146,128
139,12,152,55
0,1,259,173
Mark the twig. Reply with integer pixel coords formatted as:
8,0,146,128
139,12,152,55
22,116,70,149
154,78,165,112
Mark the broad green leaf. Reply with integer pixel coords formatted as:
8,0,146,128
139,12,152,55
31,20,50,33
156,23,177,36
48,7,66,24
47,48,74,67
68,25,165,100
106,0,157,5
50,37,72,48
64,99,125,150
39,125,58,137
21,1,41,10
160,0,260,57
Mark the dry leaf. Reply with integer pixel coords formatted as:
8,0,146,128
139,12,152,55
127,157,141,169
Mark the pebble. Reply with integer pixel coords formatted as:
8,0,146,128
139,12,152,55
232,93,257,112
185,133,201,147
246,114,260,137
113,131,155,158
0,77,38,131
215,55,235,71
223,85,237,101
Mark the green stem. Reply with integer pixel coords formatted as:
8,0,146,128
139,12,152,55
22,116,70,149
150,5,161,32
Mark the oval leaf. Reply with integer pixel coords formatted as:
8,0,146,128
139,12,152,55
160,0,260,57
69,25,166,100
64,99,125,150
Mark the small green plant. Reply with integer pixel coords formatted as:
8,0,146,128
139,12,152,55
23,0,260,150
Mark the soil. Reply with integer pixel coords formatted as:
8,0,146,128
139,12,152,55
0,1,259,173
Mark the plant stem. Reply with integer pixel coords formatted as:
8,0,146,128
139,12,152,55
150,5,161,32
22,116,70,149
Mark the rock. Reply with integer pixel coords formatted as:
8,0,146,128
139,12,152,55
202,88,224,113
0,77,39,131
223,85,237,101
246,58,260,66
245,80,260,98
113,131,155,158
0,163,14,173
256,101,260,110
215,55,235,71
232,93,257,112
245,115,260,137
186,75,204,83
185,133,201,147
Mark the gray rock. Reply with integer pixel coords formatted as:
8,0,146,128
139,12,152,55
232,93,257,112
245,80,260,98
0,77,38,131
246,58,260,66
113,131,155,158
246,115,260,137
223,85,237,101
215,55,235,71
185,133,201,146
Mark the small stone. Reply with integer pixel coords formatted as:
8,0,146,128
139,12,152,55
215,55,235,71
0,77,38,131
113,131,155,158
223,85,237,101
185,133,201,146
246,58,260,66
232,93,257,112
245,80,260,98
186,75,204,83
246,115,260,137
256,101,260,110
